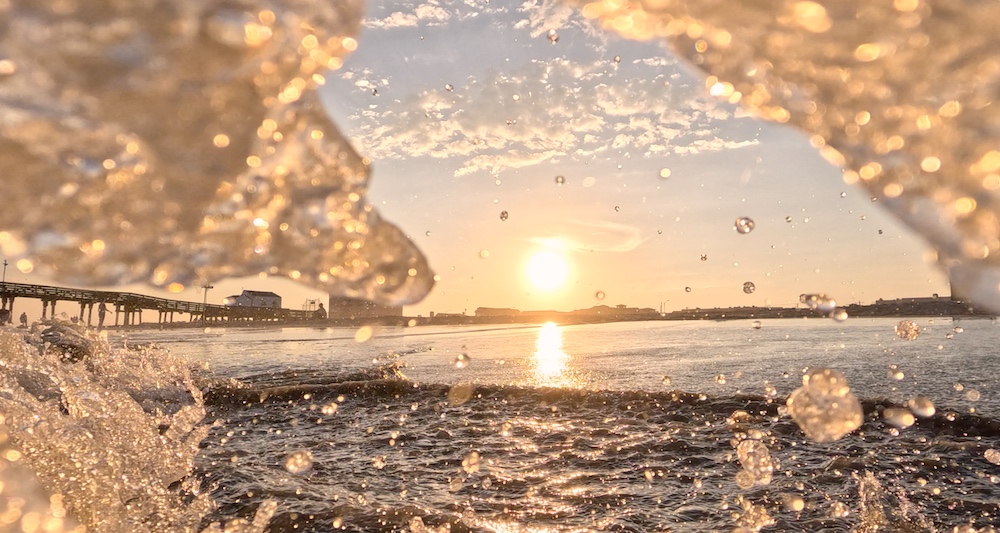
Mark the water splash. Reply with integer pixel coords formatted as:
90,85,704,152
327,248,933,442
0,0,432,306
786,368,863,442
567,0,1000,314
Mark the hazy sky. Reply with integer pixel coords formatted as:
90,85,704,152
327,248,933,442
7,0,950,321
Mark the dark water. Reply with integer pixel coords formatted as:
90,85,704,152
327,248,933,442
158,318,1000,531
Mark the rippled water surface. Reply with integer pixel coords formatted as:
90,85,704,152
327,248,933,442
129,317,1000,531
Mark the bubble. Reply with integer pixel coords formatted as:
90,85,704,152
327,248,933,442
445,83,454,91
661,375,672,386
742,281,756,294
658,168,672,179
752,320,762,330
985,449,1000,465
700,254,707,261
684,286,692,293
284,450,314,474
883,407,915,429
448,383,474,406
734,217,756,234
462,451,481,474
830,308,849,322
555,175,565,185
321,402,338,415
546,29,558,43
894,320,920,340
907,396,936,417
452,353,471,369
786,368,863,442
966,389,981,401
595,291,606,300
499,210,508,221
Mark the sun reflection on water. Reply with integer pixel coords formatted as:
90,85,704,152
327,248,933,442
533,322,573,387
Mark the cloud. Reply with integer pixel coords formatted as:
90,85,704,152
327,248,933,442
363,0,500,29
340,56,753,176
529,219,649,253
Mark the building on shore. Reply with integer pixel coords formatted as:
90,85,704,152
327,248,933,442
224,290,281,308
475,307,522,317
327,296,403,319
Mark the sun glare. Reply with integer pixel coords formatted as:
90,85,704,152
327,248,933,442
526,249,570,291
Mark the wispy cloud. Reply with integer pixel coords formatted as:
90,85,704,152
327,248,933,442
529,219,649,253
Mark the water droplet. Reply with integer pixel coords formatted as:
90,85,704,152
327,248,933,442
555,175,565,185
830,308,849,322
500,422,513,437
372,456,387,470
840,191,847,198
355,325,374,343
883,407,915,429
499,211,508,221
887,364,904,380
829,501,850,518
321,403,338,415
661,375,672,386
786,368,863,442
763,381,778,397
954,382,965,391
894,320,920,340
595,291,606,300
613,55,621,64
512,94,520,101
479,249,489,259
448,383,474,406
907,396,935,417
425,231,431,236
453,353,471,369
284,450,314,474
684,286,692,293
614,206,620,212
700,254,707,261
736,439,774,486
800,293,838,313
751,320,762,330
371,88,378,96
445,83,454,91
985,449,1000,465
715,374,727,384
783,494,805,512
954,326,964,333
658,168,671,179
785,216,793,223
546,29,559,43
462,451,481,473
966,389,981,401
734,217,755,234
742,281,756,294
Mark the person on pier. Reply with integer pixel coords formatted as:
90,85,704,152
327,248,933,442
97,302,108,329
19,312,27,328
315,303,327,320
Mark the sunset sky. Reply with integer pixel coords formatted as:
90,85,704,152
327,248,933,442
7,0,950,321
317,0,949,316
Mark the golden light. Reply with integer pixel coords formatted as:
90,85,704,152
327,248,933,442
533,322,570,386
525,249,570,291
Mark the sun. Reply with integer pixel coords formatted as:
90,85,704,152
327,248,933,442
526,249,570,291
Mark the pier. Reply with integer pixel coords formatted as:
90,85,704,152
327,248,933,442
0,282,318,327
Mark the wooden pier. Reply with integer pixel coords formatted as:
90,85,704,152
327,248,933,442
0,281,318,327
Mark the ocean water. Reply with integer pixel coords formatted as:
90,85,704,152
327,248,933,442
113,317,1000,531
